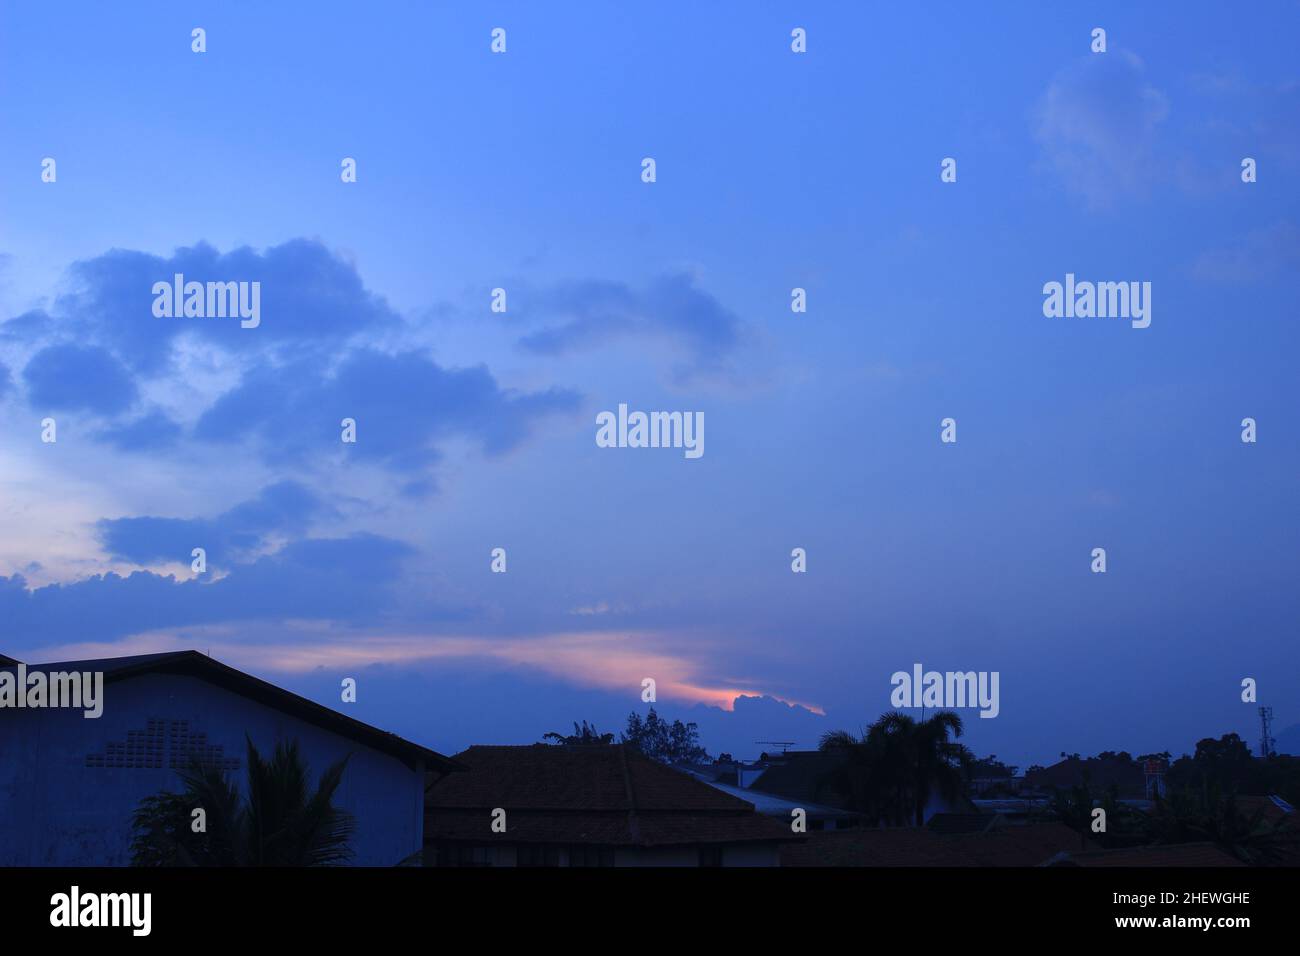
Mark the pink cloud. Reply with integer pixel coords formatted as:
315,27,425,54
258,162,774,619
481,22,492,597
20,625,822,714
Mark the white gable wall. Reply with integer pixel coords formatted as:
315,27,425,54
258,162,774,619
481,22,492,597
0,672,424,866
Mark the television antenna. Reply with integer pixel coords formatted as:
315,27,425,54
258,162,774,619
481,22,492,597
755,740,796,755
1259,706,1276,758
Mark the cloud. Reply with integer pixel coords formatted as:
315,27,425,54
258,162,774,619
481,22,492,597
94,409,183,451
0,363,10,398
11,626,816,714
3,240,583,484
1190,221,1300,282
0,531,415,646
22,344,137,414
1035,50,1169,205
43,239,401,375
568,601,624,616
97,480,330,568
0,309,49,342
515,273,748,383
668,693,832,760
193,348,581,474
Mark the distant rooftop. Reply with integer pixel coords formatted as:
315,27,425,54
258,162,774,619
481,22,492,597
426,744,799,847
690,772,858,820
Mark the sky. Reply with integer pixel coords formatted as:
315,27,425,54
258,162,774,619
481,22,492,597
1,1,1298,770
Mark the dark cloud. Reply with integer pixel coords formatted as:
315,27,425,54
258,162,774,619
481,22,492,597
22,344,137,414
44,239,401,374
516,274,746,380
97,481,330,568
193,348,581,472
0,309,50,342
94,409,183,451
5,240,582,478
0,532,413,645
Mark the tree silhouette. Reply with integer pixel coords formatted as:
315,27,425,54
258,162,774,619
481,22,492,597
1148,786,1300,865
621,708,708,764
130,736,354,866
820,711,973,826
542,720,615,746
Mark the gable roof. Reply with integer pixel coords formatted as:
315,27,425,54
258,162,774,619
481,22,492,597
425,744,799,847
0,653,19,666
2,650,461,773
1023,755,1147,798
781,822,1091,867
746,750,851,806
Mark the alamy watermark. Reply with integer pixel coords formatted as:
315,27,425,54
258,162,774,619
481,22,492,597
595,403,704,459
50,886,150,936
890,663,1000,719
1042,273,1151,329
152,274,261,328
0,664,104,718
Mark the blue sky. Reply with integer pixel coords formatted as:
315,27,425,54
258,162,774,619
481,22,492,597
1,2,1298,768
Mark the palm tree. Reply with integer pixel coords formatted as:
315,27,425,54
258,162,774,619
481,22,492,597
820,711,973,826
906,711,974,826
819,727,900,825
130,736,355,866
543,720,614,746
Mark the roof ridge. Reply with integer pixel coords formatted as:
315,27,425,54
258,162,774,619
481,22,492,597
14,649,462,773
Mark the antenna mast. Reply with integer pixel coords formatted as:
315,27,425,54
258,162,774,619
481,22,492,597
1259,706,1276,758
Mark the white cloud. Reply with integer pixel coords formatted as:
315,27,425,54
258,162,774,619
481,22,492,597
1035,51,1170,206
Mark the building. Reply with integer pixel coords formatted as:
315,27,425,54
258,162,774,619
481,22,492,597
711,749,973,827
688,773,860,831
1022,753,1148,799
424,744,799,866
0,650,460,866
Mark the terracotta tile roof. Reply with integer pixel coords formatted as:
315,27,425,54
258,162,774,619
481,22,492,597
780,822,1092,867
927,812,1000,834
425,744,799,847
1022,756,1147,798
425,809,793,846
1044,842,1247,867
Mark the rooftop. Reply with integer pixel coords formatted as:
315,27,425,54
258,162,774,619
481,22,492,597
1,649,461,773
690,774,859,820
781,822,1092,867
425,744,800,847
